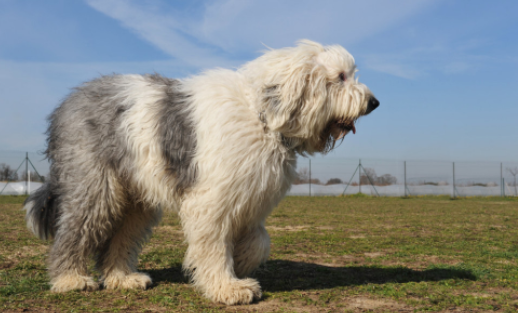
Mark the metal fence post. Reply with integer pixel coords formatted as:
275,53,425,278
25,152,28,195
453,162,456,199
309,159,311,197
500,162,504,197
359,159,362,194
404,161,407,197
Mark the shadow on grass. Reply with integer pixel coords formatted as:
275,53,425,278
147,259,476,292
257,260,476,292
147,264,188,285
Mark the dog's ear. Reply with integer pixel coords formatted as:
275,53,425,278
262,41,327,137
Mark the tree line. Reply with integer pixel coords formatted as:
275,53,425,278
0,163,44,182
293,167,397,186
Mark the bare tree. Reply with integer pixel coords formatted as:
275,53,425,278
326,178,343,185
378,174,397,186
360,168,377,185
294,167,309,184
360,168,397,186
0,163,18,181
21,171,45,183
507,167,518,196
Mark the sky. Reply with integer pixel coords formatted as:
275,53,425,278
0,0,517,166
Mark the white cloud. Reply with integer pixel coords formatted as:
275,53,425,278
85,0,435,64
198,0,436,51
85,0,240,69
362,55,422,79
361,41,496,79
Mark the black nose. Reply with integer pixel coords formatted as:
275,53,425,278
365,96,379,115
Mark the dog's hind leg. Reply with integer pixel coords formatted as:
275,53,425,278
48,221,101,293
233,224,270,278
48,166,126,293
96,203,161,290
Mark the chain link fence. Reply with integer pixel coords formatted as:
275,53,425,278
0,151,47,195
1,151,517,197
290,157,518,197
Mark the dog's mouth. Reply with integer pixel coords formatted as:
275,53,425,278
318,118,358,153
329,119,356,141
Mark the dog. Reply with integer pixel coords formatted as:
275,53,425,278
24,40,379,305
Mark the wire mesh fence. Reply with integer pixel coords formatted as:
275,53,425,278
1,150,517,197
0,151,48,195
290,157,518,197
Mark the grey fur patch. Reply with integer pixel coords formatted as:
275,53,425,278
262,85,281,111
46,74,197,192
147,74,197,194
46,75,132,172
23,182,59,240
26,73,198,281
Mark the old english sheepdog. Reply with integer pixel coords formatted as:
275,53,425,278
24,40,379,304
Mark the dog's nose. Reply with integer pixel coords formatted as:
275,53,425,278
365,96,379,115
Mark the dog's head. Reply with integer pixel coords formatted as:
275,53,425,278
242,40,379,154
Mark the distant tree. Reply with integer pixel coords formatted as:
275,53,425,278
378,174,397,186
0,163,17,181
21,171,45,183
360,168,397,186
309,178,321,185
293,167,309,184
360,168,377,185
507,167,518,196
326,178,343,185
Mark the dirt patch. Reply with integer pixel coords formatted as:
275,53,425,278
267,225,335,232
19,245,47,256
315,226,334,230
349,234,366,239
495,259,517,265
455,287,518,299
231,299,308,313
0,246,45,270
346,296,405,310
380,255,463,269
233,296,408,313
0,260,15,269
466,292,492,298
364,252,385,258
419,255,462,266
294,253,331,259
267,225,310,231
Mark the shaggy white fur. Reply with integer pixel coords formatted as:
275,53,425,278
24,40,378,305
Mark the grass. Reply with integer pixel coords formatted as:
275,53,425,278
1,195,518,312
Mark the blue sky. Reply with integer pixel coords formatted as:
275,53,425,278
0,0,517,163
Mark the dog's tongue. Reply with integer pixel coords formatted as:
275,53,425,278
352,122,356,134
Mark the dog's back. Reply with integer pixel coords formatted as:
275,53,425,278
24,74,196,239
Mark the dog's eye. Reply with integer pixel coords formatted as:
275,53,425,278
339,72,346,82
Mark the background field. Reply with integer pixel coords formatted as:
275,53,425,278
1,195,518,312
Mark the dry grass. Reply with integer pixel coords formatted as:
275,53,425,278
1,195,518,312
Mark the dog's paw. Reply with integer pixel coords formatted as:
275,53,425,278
104,272,152,290
51,274,99,292
210,278,262,305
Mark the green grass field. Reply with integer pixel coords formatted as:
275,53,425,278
1,195,518,312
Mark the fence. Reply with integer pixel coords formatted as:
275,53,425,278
0,151,47,195
1,151,517,197
289,157,518,197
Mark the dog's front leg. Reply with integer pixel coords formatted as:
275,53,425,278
233,224,270,278
180,203,262,305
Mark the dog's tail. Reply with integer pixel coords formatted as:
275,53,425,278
23,182,59,240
